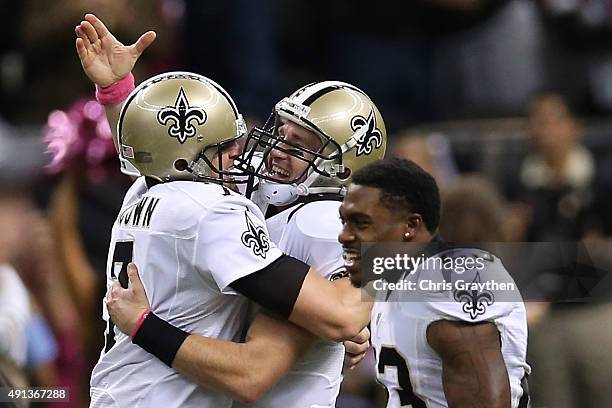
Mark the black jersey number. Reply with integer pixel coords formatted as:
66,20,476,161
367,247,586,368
104,240,133,353
377,346,426,408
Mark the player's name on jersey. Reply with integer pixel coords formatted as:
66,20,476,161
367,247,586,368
372,277,516,292
117,196,161,229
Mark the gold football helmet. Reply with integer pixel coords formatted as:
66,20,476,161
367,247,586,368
117,72,247,182
238,81,387,204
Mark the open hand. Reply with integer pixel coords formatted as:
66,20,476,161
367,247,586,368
75,13,156,87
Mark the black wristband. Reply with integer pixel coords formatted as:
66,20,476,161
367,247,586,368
132,313,189,367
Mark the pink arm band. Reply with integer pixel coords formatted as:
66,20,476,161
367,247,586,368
95,73,135,106
131,308,151,339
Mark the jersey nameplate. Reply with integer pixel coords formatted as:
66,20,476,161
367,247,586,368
118,196,161,229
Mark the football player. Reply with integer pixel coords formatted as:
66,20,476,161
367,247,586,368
76,14,373,408
107,80,387,408
339,158,531,408
235,80,387,407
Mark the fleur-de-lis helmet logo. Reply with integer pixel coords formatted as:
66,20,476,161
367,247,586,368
351,110,383,157
241,211,270,258
157,87,207,144
453,273,495,320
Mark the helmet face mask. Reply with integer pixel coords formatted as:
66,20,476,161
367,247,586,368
237,81,387,204
118,72,249,185
191,134,244,180
240,114,344,186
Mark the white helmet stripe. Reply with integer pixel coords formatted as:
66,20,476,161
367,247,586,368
291,81,368,106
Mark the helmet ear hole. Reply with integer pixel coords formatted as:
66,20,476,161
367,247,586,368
338,167,351,180
174,159,189,171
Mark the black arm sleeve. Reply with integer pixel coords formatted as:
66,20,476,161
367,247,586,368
229,254,309,318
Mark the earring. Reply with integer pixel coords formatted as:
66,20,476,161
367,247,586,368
404,231,411,240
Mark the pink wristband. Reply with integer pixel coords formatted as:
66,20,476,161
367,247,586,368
95,73,135,105
131,308,151,339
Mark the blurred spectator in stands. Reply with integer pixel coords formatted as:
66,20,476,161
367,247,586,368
440,175,509,242
391,131,458,187
5,0,181,124
433,0,545,119
582,140,612,239
526,153,612,404
0,123,40,389
0,198,32,370
188,0,542,131
0,139,47,404
528,242,612,408
528,120,612,406
24,304,59,394
326,0,542,129
1,188,87,408
440,175,548,326
1,117,90,405
536,0,612,113
0,0,23,122
513,93,595,241
5,215,58,396
529,302,612,408
13,208,87,407
44,99,116,318
43,98,131,403
183,0,279,119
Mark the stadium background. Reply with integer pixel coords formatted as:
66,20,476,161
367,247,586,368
1,0,611,406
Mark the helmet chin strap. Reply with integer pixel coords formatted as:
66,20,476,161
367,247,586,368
258,179,308,206
259,168,347,206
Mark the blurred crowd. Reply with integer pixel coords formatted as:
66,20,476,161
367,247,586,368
1,0,612,407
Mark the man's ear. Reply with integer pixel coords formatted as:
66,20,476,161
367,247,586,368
403,213,422,241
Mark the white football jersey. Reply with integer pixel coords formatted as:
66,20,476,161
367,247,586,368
0,264,31,366
90,177,282,408
234,199,346,408
372,247,530,408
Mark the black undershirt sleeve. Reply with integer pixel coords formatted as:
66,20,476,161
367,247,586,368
229,254,309,318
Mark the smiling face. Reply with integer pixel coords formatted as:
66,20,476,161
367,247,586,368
338,184,407,286
267,120,323,183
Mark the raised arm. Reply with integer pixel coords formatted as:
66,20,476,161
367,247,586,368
75,13,155,146
426,320,511,408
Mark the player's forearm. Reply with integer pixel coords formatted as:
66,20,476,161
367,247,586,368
173,322,312,405
290,274,372,341
229,259,372,341
330,278,372,340
104,104,122,151
129,311,310,405
337,276,373,324
172,335,270,404
129,319,279,404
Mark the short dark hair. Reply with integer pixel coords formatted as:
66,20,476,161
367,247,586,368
352,158,440,233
